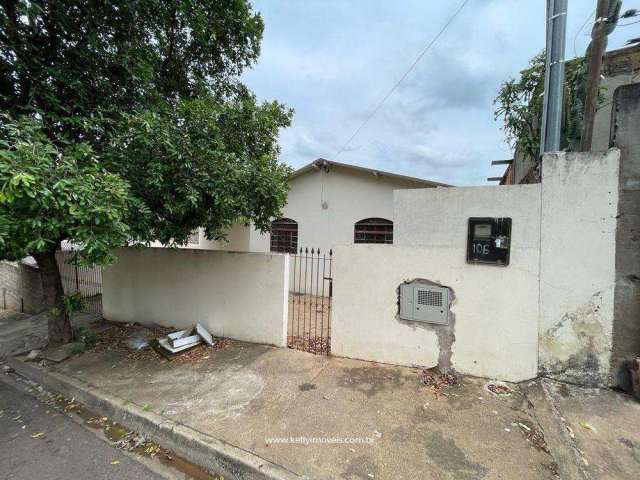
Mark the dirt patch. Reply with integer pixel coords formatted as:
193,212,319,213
421,369,459,397
485,382,513,396
288,293,330,354
287,335,329,354
90,323,171,360
88,323,230,362
170,339,231,364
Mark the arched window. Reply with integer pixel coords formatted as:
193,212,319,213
354,218,393,244
271,218,298,253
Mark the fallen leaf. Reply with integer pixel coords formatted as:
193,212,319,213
110,460,120,465
31,432,45,438
580,421,597,433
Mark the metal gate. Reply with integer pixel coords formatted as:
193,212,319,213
288,248,332,355
55,250,103,315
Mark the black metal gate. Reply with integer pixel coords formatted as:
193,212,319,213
288,248,332,355
55,250,103,315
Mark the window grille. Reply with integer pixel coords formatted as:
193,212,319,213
271,218,298,253
354,218,393,244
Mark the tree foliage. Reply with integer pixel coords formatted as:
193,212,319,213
0,0,292,251
0,115,131,263
493,52,546,161
0,0,265,141
105,95,292,246
0,1,292,345
494,49,608,160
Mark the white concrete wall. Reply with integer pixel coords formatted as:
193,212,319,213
332,184,542,382
538,150,620,385
148,224,252,251
251,165,434,253
102,248,289,347
331,150,622,385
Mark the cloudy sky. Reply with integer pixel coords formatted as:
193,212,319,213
242,1,638,185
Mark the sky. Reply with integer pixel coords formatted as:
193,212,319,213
242,0,639,186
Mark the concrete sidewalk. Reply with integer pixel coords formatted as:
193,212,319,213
2,315,639,479
0,310,47,357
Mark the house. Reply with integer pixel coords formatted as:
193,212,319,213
179,159,448,253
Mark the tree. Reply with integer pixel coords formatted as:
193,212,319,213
493,52,546,161
495,2,624,161
0,116,132,342
105,95,292,246
493,52,601,162
0,1,292,345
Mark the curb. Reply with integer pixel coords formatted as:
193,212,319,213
6,356,304,480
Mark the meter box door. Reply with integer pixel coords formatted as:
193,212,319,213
399,283,449,325
466,217,512,266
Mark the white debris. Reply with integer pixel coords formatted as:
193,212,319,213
26,350,41,361
158,337,200,354
196,323,214,346
159,324,215,354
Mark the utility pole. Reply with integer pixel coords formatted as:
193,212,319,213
580,0,611,151
540,0,568,154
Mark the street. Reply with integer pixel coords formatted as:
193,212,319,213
0,380,164,480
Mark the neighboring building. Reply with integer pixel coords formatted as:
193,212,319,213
493,43,640,185
177,159,448,253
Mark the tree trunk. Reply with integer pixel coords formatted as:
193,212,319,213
33,248,72,346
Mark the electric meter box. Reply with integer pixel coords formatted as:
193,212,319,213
466,217,512,266
399,283,449,325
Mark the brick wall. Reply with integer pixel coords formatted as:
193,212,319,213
0,260,45,313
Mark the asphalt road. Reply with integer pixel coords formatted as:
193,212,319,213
0,379,164,480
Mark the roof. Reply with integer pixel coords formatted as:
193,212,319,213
290,158,450,187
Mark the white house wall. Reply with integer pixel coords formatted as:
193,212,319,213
147,165,437,254
102,248,289,347
332,184,542,382
250,165,435,253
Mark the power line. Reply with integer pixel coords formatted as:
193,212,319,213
573,8,596,57
333,0,471,160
